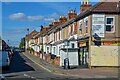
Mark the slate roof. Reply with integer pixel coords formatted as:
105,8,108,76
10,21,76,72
75,2,120,21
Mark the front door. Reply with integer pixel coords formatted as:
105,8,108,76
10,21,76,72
79,47,88,66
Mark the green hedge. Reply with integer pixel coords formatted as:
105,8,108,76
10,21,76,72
28,47,34,53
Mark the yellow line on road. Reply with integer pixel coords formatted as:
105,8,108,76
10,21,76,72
22,53,72,76
22,53,52,73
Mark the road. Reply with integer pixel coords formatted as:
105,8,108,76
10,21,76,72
1,52,80,80
1,52,119,80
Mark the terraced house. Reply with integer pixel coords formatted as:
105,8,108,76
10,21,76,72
26,1,120,68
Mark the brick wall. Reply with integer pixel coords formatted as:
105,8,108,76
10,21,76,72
54,56,60,65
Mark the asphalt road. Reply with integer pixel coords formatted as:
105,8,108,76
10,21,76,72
1,51,119,80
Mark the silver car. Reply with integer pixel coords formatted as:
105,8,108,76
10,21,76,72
0,51,10,68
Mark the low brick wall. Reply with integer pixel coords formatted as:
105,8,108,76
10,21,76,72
39,52,43,59
43,54,60,66
31,52,35,56
45,54,51,62
54,56,60,65
34,52,38,56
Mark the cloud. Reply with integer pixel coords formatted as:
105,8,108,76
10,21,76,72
9,12,60,22
3,2,12,5
44,18,54,22
43,13,60,22
49,13,60,19
27,15,44,21
9,12,44,21
9,13,26,20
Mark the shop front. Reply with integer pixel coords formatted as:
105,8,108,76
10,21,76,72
79,41,89,67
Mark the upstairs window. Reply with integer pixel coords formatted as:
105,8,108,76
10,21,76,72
106,17,115,32
79,21,82,35
85,18,88,33
72,24,74,35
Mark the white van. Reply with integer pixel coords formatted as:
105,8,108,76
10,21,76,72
0,51,10,68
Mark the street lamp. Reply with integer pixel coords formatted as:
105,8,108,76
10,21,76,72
27,28,29,34
64,40,70,69
64,40,69,58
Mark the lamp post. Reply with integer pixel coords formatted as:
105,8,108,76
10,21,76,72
41,34,44,59
64,40,69,58
27,28,29,34
64,40,70,69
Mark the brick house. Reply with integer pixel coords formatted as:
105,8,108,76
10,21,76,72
25,30,38,50
26,1,120,67
75,1,120,67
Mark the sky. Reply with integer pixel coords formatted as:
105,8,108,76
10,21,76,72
2,2,97,47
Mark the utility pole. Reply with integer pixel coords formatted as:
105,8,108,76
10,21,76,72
42,34,44,59
41,25,44,59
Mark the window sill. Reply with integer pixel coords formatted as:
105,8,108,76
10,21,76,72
106,31,115,33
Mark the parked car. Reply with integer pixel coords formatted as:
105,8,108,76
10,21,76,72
0,51,11,69
14,48,25,53
5,48,14,56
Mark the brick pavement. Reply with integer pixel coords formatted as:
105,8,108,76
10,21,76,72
22,51,119,78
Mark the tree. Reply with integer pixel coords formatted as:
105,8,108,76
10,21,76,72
19,37,25,49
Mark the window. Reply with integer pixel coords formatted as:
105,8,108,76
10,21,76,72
106,17,115,32
53,47,56,55
60,31,61,40
79,21,82,34
59,46,61,55
72,24,74,35
85,18,88,33
47,47,49,54
85,18,88,27
68,26,71,37
71,43,75,48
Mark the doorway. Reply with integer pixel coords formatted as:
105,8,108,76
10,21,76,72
79,47,88,66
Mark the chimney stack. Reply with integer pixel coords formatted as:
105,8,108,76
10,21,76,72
41,26,47,33
80,0,92,14
68,9,77,20
49,22,53,27
59,16,67,23
53,19,60,27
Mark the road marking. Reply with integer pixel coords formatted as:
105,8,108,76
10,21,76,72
22,53,52,73
24,74,35,79
22,53,74,76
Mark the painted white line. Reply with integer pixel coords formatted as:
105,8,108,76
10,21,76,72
24,74,36,79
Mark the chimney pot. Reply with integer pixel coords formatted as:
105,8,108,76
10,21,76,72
54,19,57,22
80,0,92,14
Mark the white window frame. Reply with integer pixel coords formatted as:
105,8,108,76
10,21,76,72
106,16,115,33
52,33,54,41
53,46,56,55
85,17,88,33
60,30,62,40
46,46,50,54
68,25,71,37
79,20,82,35
57,31,59,41
72,24,74,35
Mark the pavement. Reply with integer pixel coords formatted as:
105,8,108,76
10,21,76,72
23,51,120,78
